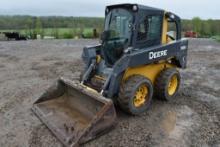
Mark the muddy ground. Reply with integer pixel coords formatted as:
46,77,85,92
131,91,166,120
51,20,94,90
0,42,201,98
0,39,219,147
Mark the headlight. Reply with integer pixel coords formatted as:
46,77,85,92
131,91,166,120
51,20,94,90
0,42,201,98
133,5,138,11
170,14,175,19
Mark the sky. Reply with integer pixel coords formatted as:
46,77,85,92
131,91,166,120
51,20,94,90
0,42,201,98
0,0,219,19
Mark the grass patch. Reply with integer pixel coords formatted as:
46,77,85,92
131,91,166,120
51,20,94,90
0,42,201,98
212,36,220,42
0,28,97,39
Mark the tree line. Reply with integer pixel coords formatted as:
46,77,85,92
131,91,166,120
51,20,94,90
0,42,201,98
0,16,104,39
0,15,219,39
182,17,220,37
0,15,104,29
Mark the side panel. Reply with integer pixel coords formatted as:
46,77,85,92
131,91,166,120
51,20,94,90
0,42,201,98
128,40,188,68
123,62,175,84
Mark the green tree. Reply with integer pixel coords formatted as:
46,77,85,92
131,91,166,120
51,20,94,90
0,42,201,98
52,27,59,39
192,17,202,35
35,17,43,38
25,17,34,38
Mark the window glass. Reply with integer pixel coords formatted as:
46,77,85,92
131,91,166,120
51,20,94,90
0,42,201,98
147,16,162,39
137,15,162,41
137,18,148,41
105,8,133,41
167,22,177,40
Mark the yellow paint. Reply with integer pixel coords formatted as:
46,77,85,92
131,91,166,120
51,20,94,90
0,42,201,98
168,74,178,96
80,83,98,93
162,12,168,44
94,75,105,81
134,84,148,107
96,55,101,63
123,62,175,85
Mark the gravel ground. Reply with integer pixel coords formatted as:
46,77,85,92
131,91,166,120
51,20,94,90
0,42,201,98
0,39,219,147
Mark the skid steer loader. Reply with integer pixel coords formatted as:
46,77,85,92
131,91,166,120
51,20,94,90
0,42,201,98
32,3,188,147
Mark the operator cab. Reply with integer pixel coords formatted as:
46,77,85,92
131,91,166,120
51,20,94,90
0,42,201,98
101,4,181,66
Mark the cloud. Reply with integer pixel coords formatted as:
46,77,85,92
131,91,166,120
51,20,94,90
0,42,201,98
0,0,219,19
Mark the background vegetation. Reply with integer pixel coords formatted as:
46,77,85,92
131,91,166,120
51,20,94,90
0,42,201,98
0,16,104,39
182,17,220,38
0,15,219,39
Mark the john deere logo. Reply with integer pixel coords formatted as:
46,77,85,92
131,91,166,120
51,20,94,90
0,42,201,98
149,50,168,60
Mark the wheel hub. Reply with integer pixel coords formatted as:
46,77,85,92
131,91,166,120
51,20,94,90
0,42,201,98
168,74,178,96
134,84,148,107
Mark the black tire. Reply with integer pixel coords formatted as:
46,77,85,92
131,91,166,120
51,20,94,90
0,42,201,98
118,75,153,115
155,68,181,101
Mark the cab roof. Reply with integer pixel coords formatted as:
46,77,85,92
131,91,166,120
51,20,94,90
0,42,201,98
106,3,164,13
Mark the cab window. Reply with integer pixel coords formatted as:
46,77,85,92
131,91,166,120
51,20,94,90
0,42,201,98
137,15,162,42
167,22,177,41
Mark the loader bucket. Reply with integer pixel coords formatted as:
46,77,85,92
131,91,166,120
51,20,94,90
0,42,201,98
32,77,117,147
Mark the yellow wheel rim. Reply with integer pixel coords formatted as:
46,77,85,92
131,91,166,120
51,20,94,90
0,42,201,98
168,74,178,96
133,84,148,107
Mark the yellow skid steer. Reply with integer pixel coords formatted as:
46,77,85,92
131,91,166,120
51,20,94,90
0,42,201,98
33,3,188,147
